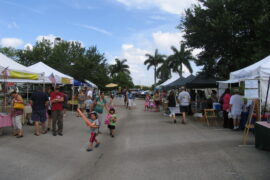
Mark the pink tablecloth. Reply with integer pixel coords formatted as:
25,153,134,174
0,114,12,128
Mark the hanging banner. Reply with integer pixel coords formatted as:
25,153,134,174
61,77,71,84
9,70,39,80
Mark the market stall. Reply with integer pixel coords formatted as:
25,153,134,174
0,53,44,133
165,75,196,89
28,62,74,85
219,55,270,106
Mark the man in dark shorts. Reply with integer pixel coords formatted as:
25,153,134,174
30,86,49,136
177,87,191,124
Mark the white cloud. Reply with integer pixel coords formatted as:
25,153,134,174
77,24,112,36
116,44,154,85
24,43,33,51
150,15,167,21
0,38,23,48
121,44,149,65
36,34,60,43
116,0,196,14
7,22,19,29
152,31,183,53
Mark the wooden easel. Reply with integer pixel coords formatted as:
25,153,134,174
204,109,218,126
243,99,260,144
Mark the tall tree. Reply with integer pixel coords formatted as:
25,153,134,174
168,44,194,78
109,58,130,77
144,49,166,86
181,0,270,78
0,47,18,60
112,72,134,88
16,39,111,88
156,58,172,84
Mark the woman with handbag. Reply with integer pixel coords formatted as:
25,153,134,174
92,92,109,133
11,91,24,138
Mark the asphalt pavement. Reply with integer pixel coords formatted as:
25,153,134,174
0,98,270,180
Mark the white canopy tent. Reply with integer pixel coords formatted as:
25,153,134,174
85,80,97,88
0,53,43,83
28,62,74,84
219,55,270,105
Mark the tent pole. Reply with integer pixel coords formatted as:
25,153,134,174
42,72,45,92
263,77,270,115
72,85,74,114
26,83,29,102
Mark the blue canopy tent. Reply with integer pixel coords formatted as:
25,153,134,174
73,80,85,87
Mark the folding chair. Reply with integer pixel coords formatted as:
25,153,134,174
204,109,217,126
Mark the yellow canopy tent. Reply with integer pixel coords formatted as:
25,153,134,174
105,83,118,88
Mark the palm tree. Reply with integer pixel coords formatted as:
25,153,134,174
168,43,194,78
144,49,166,86
156,58,171,84
110,58,130,77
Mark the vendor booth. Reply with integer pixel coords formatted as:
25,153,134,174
165,75,196,89
28,62,74,84
186,76,219,89
0,53,43,132
156,73,180,89
219,55,270,147
0,53,44,83
219,55,270,106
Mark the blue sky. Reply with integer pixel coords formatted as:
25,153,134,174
0,0,200,85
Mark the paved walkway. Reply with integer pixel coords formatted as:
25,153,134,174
0,98,270,180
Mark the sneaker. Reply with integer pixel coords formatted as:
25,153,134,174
53,132,57,136
86,148,93,152
16,135,24,138
95,143,100,148
58,132,63,136
233,127,237,130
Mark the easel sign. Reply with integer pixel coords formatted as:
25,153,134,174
243,99,260,144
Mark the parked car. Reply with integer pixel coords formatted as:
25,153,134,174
138,90,152,98
130,89,140,97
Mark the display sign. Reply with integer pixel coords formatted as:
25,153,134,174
245,89,259,99
245,80,258,89
61,77,71,84
9,70,39,80
219,83,228,89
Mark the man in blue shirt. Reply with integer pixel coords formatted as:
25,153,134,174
30,86,49,136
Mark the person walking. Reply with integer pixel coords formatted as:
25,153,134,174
168,90,177,123
30,86,49,136
221,88,231,128
86,87,93,99
229,89,244,130
50,86,64,136
127,90,135,110
11,91,24,138
154,91,161,112
92,92,108,132
77,90,86,117
177,87,191,124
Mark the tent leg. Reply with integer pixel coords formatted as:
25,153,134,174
26,83,29,102
72,85,74,114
